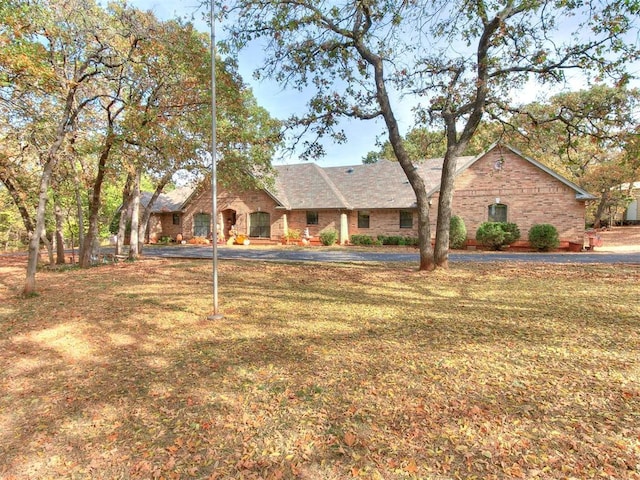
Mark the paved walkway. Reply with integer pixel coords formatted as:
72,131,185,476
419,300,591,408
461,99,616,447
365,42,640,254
140,245,640,264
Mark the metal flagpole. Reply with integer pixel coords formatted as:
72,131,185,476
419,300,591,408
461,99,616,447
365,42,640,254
208,0,223,321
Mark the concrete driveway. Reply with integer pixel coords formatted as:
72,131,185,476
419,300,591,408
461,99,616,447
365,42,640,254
140,244,640,264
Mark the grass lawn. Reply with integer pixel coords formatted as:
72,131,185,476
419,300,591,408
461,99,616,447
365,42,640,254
1,257,639,479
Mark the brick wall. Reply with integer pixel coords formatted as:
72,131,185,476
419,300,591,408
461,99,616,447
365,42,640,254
182,187,286,240
288,209,421,241
452,149,587,243
286,210,342,238
147,147,587,244
347,210,419,238
146,213,182,242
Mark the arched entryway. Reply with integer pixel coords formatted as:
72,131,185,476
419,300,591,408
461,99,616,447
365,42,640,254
222,209,237,239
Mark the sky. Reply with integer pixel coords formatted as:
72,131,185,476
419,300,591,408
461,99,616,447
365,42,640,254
125,0,639,168
125,0,389,168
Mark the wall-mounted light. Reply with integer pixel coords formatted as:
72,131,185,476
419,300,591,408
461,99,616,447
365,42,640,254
495,197,500,204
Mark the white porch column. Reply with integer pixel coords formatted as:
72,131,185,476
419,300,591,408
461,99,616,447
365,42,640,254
282,213,288,238
217,212,224,241
340,212,349,244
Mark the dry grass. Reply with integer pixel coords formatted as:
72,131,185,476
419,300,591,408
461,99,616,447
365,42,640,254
1,257,639,479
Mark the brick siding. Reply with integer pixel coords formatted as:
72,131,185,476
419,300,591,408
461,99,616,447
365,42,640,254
452,149,586,243
147,148,588,245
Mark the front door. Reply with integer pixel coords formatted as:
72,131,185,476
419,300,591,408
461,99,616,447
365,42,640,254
222,209,237,239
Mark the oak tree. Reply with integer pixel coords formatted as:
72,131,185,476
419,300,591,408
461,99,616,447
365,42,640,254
218,0,639,269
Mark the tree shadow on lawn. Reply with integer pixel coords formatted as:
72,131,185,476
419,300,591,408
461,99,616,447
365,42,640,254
1,259,638,479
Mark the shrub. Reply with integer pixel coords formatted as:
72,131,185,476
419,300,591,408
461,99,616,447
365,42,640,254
350,234,375,245
503,222,521,244
476,222,520,250
375,235,418,246
528,223,560,251
378,235,398,245
449,215,467,249
403,236,419,246
319,228,338,246
283,228,301,243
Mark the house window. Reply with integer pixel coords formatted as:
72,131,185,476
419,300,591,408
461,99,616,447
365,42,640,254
172,213,180,225
306,211,319,225
358,211,370,229
488,203,507,223
193,213,211,237
399,210,413,228
249,211,270,238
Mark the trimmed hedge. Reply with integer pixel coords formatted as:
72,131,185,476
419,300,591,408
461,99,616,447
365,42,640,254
350,234,377,245
449,215,467,249
319,228,338,246
476,222,521,250
376,235,419,246
528,223,560,251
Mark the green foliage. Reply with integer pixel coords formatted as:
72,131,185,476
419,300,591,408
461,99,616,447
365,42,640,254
319,228,338,246
449,215,467,249
528,224,560,251
503,223,521,243
376,235,419,246
0,189,26,250
284,228,301,241
476,222,521,250
350,234,376,245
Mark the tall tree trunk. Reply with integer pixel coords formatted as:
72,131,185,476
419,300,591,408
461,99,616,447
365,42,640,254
41,232,54,266
128,169,141,260
54,197,66,264
116,172,134,256
417,199,434,271
70,161,86,254
355,41,434,269
433,149,459,268
79,132,114,268
593,191,609,228
24,156,56,295
138,171,173,254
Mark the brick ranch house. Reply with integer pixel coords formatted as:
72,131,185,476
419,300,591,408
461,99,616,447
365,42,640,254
144,143,595,247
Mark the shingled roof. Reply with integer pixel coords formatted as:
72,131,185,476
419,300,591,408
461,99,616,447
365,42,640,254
143,144,594,212
268,156,475,210
140,186,195,212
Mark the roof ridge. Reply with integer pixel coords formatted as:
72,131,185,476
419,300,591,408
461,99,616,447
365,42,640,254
312,163,352,209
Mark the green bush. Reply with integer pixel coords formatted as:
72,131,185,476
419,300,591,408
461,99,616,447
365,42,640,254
378,235,397,245
319,228,338,246
350,234,375,245
503,222,521,243
528,224,560,251
375,235,418,246
449,215,467,249
402,236,419,246
476,222,521,250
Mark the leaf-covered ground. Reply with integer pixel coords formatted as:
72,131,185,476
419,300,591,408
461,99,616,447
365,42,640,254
1,256,639,479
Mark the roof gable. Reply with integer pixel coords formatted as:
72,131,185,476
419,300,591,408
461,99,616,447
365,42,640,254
454,143,596,200
141,186,195,213
271,163,350,209
143,143,595,212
